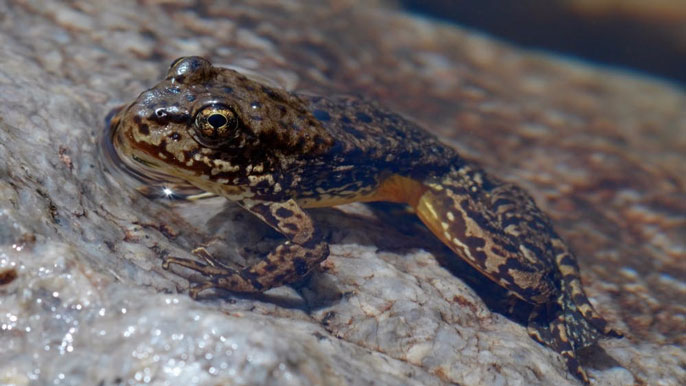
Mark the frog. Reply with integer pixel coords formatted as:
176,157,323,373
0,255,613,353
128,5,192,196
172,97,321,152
106,56,622,383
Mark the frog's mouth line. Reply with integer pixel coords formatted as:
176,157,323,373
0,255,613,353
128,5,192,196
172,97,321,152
99,115,206,200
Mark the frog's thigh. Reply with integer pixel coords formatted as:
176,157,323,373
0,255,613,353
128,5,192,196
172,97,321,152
413,185,555,304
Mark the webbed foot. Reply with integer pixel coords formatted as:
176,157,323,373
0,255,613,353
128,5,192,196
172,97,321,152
163,198,329,297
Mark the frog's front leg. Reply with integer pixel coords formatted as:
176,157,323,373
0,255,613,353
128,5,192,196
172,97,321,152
163,198,329,297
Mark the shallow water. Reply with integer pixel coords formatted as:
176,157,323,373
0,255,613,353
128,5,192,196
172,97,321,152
1,1,684,385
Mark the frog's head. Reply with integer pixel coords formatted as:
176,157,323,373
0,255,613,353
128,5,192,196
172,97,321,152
108,56,332,196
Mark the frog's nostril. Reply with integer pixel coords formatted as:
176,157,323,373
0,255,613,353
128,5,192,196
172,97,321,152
155,108,168,118
150,106,190,124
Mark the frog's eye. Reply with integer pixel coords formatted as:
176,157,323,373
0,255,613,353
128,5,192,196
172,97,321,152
191,104,239,147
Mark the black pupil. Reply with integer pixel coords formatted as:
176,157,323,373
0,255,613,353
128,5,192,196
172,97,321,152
207,113,227,129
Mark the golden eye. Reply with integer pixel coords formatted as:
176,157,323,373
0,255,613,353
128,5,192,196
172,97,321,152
192,104,239,146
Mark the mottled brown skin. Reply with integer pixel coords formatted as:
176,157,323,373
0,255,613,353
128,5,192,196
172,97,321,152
108,57,621,383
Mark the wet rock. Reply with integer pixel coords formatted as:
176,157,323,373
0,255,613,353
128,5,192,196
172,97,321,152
0,0,684,385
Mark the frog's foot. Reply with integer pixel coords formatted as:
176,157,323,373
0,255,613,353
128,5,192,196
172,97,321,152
164,198,329,297
161,257,240,298
528,303,590,384
527,278,621,384
161,246,233,296
552,237,623,339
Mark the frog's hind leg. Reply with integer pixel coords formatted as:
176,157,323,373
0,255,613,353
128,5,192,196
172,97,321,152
527,241,622,383
406,167,621,383
409,169,558,306
552,237,623,339
528,298,591,384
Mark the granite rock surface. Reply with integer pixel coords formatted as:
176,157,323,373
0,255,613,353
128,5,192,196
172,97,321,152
0,1,684,385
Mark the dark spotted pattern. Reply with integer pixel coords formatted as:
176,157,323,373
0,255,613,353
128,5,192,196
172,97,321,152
108,56,621,384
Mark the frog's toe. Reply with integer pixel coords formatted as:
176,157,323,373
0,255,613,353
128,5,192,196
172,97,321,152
577,303,623,338
190,246,230,268
551,313,590,384
163,255,233,277
553,238,622,340
188,281,216,299
526,309,553,346
563,351,589,384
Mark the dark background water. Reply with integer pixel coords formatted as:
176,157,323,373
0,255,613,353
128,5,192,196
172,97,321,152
401,0,686,86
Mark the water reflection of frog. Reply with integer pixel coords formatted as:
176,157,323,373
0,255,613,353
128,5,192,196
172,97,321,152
107,56,621,383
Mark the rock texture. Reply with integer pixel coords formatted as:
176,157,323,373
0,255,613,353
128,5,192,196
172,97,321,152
0,1,684,385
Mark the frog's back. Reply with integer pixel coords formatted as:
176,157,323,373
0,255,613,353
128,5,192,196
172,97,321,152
301,94,461,180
